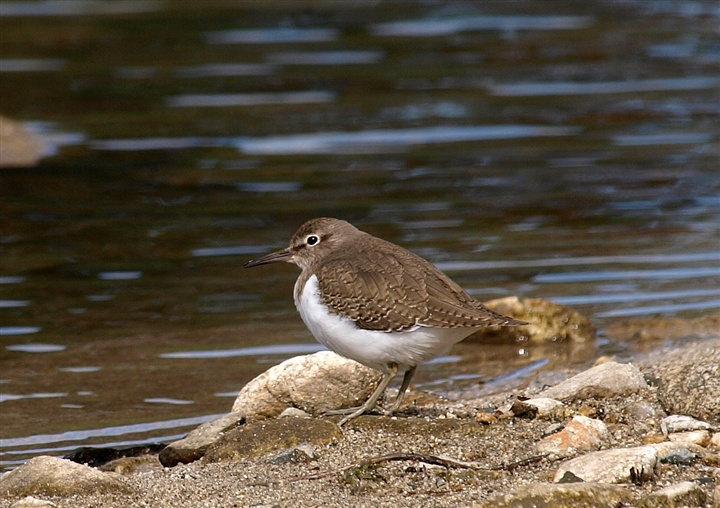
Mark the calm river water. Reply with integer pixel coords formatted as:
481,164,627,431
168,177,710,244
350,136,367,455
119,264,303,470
1,0,719,470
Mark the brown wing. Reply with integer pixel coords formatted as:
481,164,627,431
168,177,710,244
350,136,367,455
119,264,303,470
316,238,519,331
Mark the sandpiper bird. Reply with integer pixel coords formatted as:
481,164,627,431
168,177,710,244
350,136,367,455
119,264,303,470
244,218,525,425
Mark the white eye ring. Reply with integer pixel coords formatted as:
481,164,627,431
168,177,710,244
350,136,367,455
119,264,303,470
306,235,320,246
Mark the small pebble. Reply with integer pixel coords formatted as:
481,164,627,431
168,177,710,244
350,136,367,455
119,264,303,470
661,415,711,435
279,407,312,419
542,423,565,437
660,448,699,466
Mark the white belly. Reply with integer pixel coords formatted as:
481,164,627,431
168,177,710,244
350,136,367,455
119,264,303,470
295,275,476,374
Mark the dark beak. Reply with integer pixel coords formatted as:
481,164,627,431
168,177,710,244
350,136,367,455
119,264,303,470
244,247,293,268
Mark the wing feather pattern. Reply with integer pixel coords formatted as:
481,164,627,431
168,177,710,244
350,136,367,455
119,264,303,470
315,235,520,331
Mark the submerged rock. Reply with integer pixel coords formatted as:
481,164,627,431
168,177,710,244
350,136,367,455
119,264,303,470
481,296,596,343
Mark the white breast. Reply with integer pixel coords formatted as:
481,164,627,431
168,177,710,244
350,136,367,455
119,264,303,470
295,274,476,374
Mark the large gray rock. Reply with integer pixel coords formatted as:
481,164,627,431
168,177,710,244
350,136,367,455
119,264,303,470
641,338,720,423
161,351,381,467
639,481,707,508
0,456,132,498
232,350,382,418
476,482,633,508
201,417,342,463
159,411,244,467
538,361,648,402
554,446,659,484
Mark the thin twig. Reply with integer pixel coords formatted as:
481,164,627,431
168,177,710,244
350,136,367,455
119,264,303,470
294,452,549,481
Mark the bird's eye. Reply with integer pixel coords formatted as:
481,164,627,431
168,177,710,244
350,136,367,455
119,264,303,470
306,235,320,246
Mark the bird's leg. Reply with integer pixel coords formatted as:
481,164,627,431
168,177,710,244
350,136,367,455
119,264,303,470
336,363,398,426
384,365,417,415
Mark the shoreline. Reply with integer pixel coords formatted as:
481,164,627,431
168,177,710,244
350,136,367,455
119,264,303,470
1,330,718,508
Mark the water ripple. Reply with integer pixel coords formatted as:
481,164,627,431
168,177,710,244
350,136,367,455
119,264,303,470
0,414,224,448
160,343,325,360
235,125,580,155
0,300,30,308
204,28,339,45
437,252,720,272
534,267,720,283
372,15,592,36
166,91,336,108
488,76,720,96
0,326,41,335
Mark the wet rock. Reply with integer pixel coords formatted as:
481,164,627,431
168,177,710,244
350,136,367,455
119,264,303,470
554,446,659,484
476,482,633,508
0,116,48,167
639,481,707,508
202,417,342,463
524,397,566,418
641,338,720,423
660,415,712,435
159,411,245,467
660,448,699,466
480,297,596,343
64,443,166,468
0,456,132,498
98,455,162,475
232,351,382,419
9,497,57,508
538,361,648,402
536,415,611,458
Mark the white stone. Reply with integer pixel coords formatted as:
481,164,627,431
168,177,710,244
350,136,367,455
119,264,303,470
536,416,610,457
667,430,711,447
232,351,382,419
660,414,712,435
524,397,565,417
0,456,130,498
539,362,648,402
10,497,57,508
554,446,658,484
